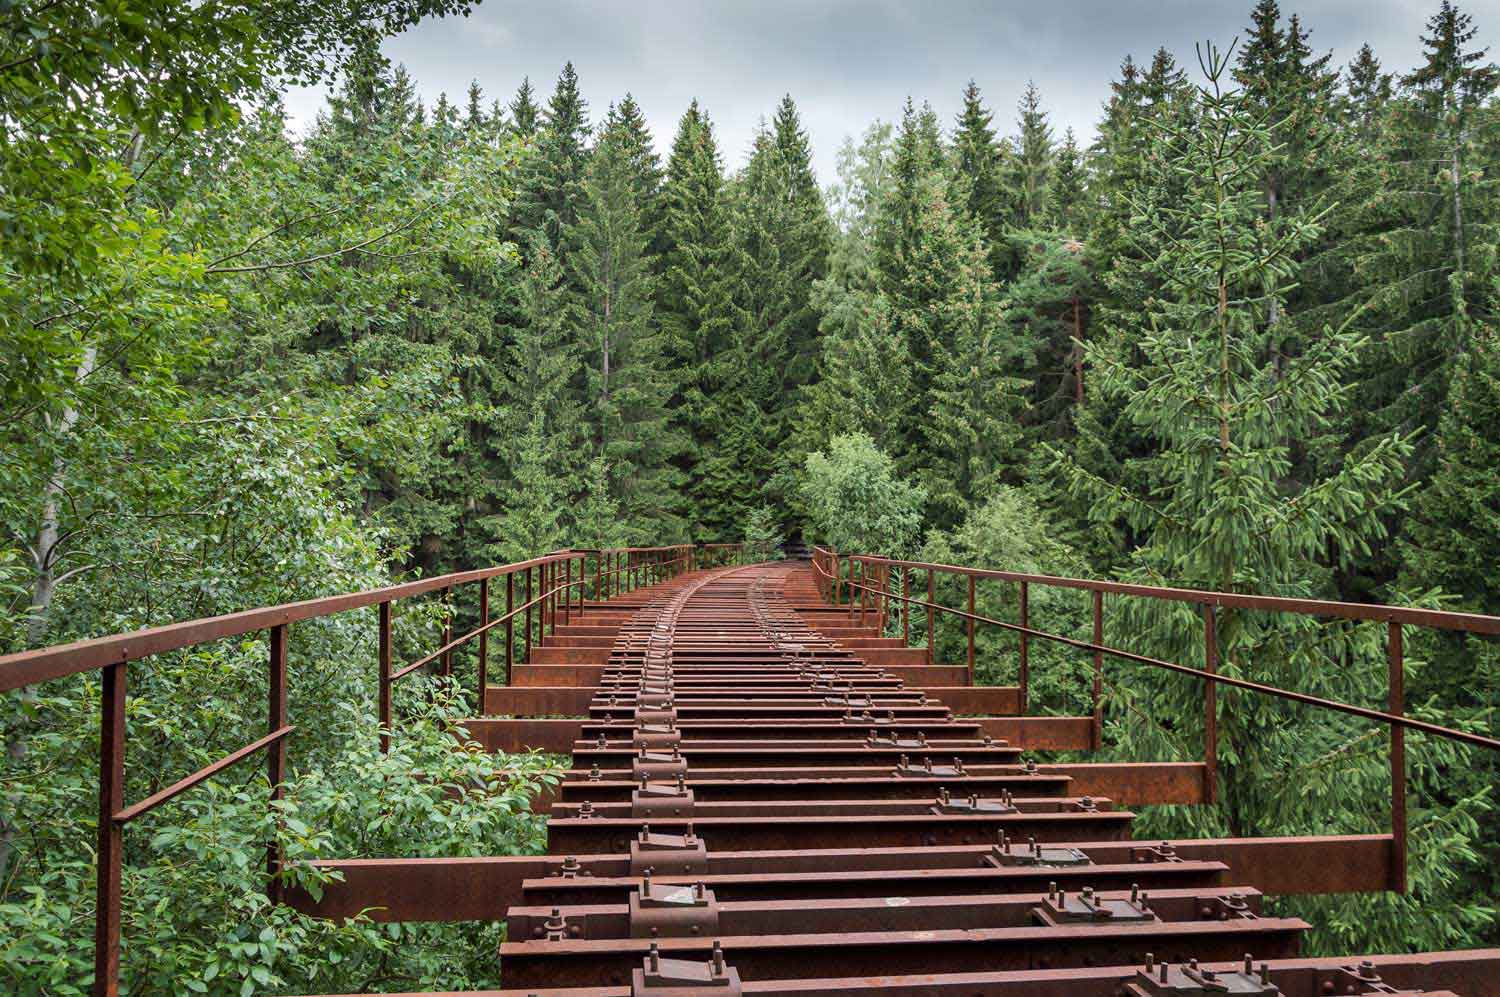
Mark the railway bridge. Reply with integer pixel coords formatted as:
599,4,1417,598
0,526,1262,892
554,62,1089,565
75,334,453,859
2,545,1498,995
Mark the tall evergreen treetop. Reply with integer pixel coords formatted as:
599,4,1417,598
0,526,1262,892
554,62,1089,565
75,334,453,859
1011,81,1054,228
509,76,540,139
512,63,593,246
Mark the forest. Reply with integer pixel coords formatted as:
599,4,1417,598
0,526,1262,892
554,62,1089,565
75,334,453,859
2,0,1499,992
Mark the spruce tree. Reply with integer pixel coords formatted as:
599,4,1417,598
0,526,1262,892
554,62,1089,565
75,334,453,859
511,64,592,248
567,107,685,539
509,76,540,139
903,172,1028,524
489,411,567,561
1044,52,1487,950
732,95,832,514
1009,81,1054,230
951,81,1010,276
607,95,665,259
1396,330,1500,923
1046,128,1086,233
874,99,949,466
574,454,629,550
489,233,585,556
1345,43,1393,135
657,102,750,535
464,80,485,132
1344,1,1500,473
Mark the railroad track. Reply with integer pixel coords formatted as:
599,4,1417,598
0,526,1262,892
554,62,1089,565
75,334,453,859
476,561,1496,997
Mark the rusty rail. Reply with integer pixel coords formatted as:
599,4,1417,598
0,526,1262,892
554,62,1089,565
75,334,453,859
0,544,694,997
811,546,1500,899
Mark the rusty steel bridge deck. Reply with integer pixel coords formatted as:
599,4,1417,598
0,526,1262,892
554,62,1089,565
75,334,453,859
295,560,1499,997
6,543,1495,994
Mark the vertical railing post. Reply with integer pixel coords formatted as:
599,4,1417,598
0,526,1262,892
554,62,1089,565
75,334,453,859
902,568,910,646
524,567,533,663
832,553,840,606
378,601,392,753
94,660,126,997
504,572,515,686
1389,620,1407,894
267,623,287,903
563,558,572,626
1018,582,1030,715
966,574,976,683
541,561,550,636
1202,604,1218,805
477,578,490,705
855,560,865,626
577,554,585,616
440,586,452,677
926,569,935,668
595,552,602,604
1091,590,1104,750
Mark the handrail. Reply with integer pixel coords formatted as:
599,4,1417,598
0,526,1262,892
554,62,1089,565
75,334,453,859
854,575,1500,752
815,544,1500,901
846,553,1500,636
0,542,695,997
0,550,583,693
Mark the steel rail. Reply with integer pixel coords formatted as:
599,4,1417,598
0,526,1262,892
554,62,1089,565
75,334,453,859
841,574,1500,753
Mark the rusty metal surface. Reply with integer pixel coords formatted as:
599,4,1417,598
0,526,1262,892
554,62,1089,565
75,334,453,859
12,541,1499,996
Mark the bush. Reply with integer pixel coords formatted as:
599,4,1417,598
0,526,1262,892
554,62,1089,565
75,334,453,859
743,505,785,561
801,433,926,557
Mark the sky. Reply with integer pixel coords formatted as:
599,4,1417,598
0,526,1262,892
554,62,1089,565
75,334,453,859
283,0,1500,186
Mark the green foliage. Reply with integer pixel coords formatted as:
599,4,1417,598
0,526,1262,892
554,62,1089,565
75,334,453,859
743,505,786,562
920,488,1091,710
802,434,926,558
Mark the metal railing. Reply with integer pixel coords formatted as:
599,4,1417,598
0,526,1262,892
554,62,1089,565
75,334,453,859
0,544,693,996
698,542,747,568
811,545,1500,896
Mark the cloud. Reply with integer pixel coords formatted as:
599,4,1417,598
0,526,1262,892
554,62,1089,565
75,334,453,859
279,0,1500,187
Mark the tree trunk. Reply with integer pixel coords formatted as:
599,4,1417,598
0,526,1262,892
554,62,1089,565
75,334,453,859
2,345,97,885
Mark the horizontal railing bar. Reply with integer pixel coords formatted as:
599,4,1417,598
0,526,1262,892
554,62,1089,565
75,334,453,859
113,725,296,824
390,578,586,682
846,579,1500,753
0,547,691,692
846,554,1500,636
391,551,695,684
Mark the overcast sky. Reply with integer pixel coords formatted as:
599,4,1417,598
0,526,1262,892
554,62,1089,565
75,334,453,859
284,0,1500,186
